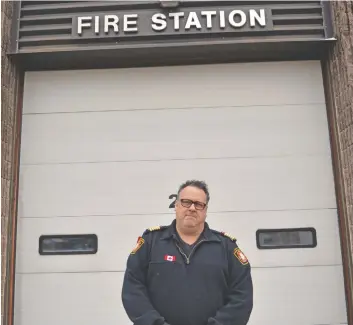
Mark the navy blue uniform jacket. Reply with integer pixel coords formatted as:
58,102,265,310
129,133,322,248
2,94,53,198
121,220,253,325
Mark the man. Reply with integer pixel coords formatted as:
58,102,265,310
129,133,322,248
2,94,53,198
121,180,253,325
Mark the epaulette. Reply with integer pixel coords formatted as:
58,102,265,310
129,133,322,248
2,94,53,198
213,230,237,242
143,225,168,235
222,232,237,242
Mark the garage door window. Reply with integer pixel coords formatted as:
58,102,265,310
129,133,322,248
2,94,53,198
256,228,317,249
39,234,98,255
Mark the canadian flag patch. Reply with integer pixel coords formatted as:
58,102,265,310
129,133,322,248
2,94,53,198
164,255,176,262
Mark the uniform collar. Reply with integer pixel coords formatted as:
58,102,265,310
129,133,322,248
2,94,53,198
160,219,221,242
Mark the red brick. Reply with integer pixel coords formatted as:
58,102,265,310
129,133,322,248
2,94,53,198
1,141,11,163
1,218,8,242
2,1,13,20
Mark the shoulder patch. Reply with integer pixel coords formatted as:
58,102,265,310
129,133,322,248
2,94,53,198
233,247,249,265
143,225,168,235
131,236,145,255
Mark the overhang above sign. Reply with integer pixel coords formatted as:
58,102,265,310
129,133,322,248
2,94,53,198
72,7,273,38
12,1,333,70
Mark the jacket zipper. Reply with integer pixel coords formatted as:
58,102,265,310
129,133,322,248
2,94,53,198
175,240,205,265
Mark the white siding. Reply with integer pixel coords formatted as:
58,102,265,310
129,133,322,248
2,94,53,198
18,156,336,218
22,61,325,114
20,104,330,165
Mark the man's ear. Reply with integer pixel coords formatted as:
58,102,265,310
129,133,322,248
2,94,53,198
174,199,178,210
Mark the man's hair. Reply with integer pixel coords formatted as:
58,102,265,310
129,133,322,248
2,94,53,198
177,180,210,203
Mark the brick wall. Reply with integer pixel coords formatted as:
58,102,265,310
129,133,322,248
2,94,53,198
328,0,353,257
325,1,353,323
1,1,20,325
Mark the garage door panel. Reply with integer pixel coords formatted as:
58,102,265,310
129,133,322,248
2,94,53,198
250,266,347,325
16,60,347,325
18,156,336,218
15,213,174,274
20,104,330,165
208,209,342,268
14,272,128,325
22,61,325,114
14,266,346,325
16,210,341,274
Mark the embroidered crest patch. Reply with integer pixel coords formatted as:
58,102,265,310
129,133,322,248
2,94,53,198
131,236,145,255
234,248,249,265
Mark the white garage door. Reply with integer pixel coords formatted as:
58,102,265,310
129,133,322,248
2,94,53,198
15,61,348,325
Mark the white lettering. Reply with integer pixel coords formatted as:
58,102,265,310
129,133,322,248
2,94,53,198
152,13,167,31
229,10,247,28
124,14,138,32
201,11,216,29
219,11,226,29
104,15,119,33
77,9,268,37
77,16,92,35
250,9,266,27
185,12,202,30
94,16,99,34
169,12,184,30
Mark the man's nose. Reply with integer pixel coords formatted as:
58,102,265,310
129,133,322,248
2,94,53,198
189,203,197,211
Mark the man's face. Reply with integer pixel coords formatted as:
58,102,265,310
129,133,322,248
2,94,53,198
175,186,208,229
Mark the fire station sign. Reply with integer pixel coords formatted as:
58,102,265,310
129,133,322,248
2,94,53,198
73,7,272,38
